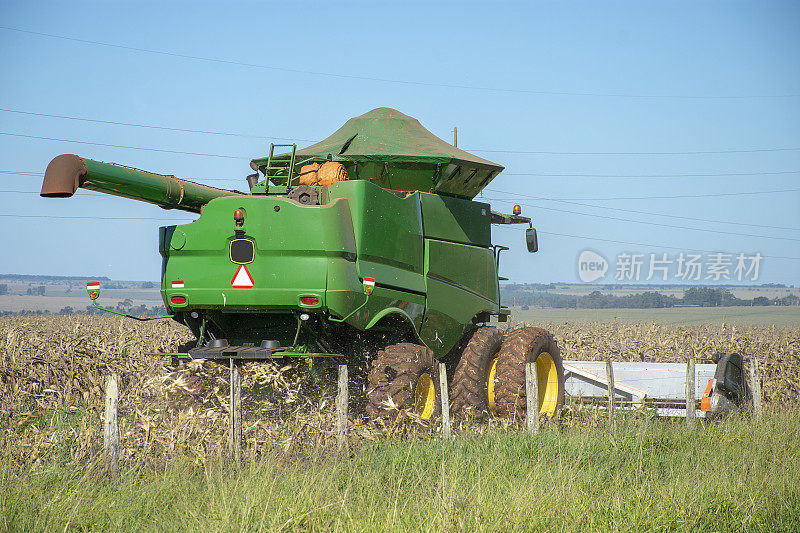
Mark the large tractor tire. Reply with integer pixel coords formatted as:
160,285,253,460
494,327,565,419
366,343,441,421
450,327,505,419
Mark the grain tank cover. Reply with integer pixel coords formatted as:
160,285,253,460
251,107,503,199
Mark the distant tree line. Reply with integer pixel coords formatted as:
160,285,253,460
0,274,112,282
0,278,159,296
1,303,168,317
502,286,799,309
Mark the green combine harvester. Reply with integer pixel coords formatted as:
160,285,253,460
41,107,565,420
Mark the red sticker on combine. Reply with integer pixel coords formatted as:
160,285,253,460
231,264,254,288
363,277,375,295
171,280,185,289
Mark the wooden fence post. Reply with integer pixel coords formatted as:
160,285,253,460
337,364,349,453
229,358,233,458
104,373,120,477
686,355,696,427
606,360,615,430
439,363,451,439
229,358,242,465
234,361,242,465
750,358,763,420
525,362,539,433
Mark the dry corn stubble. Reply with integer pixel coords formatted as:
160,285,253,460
1,315,798,470
0,315,390,471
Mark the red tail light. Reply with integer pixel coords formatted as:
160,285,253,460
171,296,187,305
300,297,319,306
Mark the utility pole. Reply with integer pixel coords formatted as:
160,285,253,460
452,127,457,147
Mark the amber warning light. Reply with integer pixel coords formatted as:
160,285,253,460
513,205,522,216
234,208,245,227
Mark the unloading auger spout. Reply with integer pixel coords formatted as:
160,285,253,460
40,154,243,213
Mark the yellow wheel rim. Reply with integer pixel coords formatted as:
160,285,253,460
414,373,436,419
536,352,559,416
486,355,498,414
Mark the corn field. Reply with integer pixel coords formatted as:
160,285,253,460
1,315,798,471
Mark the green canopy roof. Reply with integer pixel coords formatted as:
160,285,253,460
251,108,504,198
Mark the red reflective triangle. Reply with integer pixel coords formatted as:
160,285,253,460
231,264,254,288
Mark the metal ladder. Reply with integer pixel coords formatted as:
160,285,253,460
265,143,297,186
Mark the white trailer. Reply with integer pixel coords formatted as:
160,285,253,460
563,353,752,418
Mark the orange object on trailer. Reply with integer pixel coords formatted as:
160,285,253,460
700,378,716,411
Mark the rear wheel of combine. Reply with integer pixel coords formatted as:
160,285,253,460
366,343,441,421
494,327,565,419
450,327,504,419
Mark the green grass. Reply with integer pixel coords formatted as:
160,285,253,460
3,412,799,532
508,306,800,327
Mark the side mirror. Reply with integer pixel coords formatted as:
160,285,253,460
526,227,538,253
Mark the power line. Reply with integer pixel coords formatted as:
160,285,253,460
2,212,798,260
6,188,799,233
484,187,800,201
0,213,193,221
0,132,245,159
535,231,800,261
5,171,800,203
36,170,800,185
2,213,797,260
470,147,800,156
6,165,799,203
5,129,800,176
0,169,245,185
489,200,800,242
0,170,41,176
3,105,800,157
8,182,799,232
7,185,800,241
0,107,314,142
484,195,800,231
1,188,232,200
3,25,797,100
12,165,800,182
0,190,107,197
504,170,800,178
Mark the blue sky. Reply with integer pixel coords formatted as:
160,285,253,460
1,1,798,285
